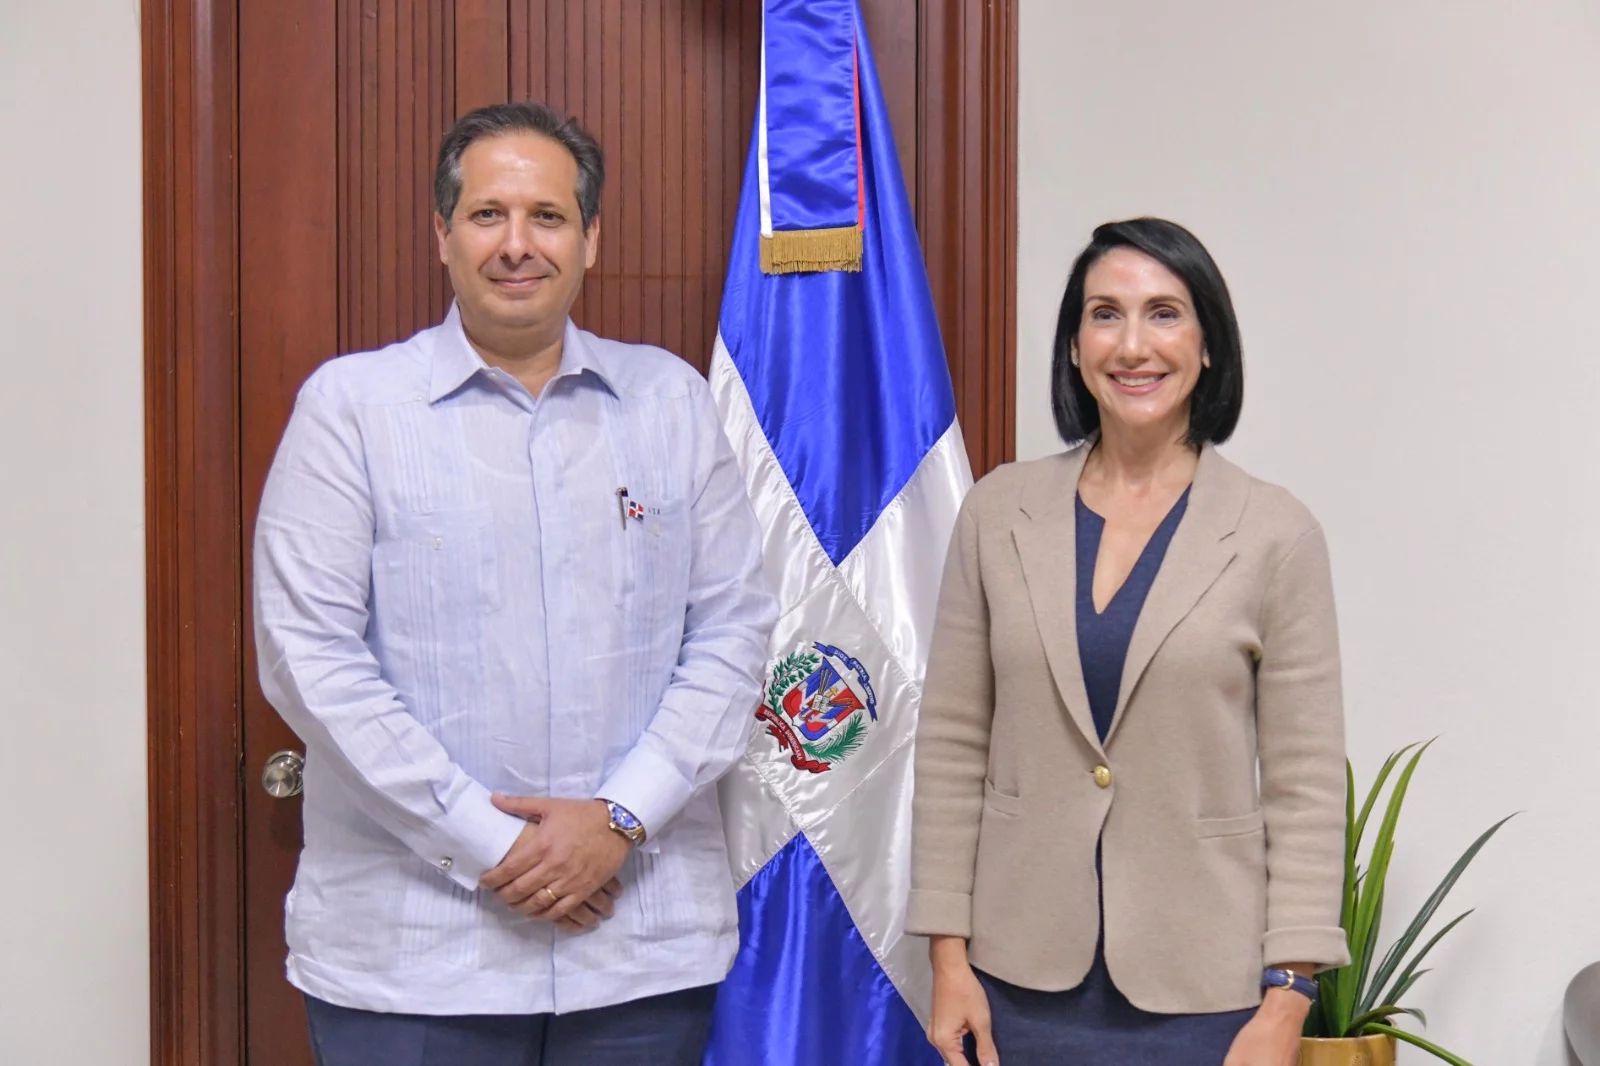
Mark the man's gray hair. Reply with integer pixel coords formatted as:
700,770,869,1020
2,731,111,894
434,101,605,231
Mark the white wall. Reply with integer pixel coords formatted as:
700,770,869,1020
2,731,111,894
1017,2,1600,1063
0,2,149,1064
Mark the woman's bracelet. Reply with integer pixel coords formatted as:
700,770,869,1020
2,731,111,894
1261,967,1319,1001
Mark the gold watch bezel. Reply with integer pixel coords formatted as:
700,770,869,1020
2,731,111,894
604,801,647,845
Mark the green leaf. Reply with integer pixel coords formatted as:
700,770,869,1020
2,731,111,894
1345,760,1357,846
1344,742,1432,1025
1303,995,1329,1038
1349,1005,1427,1031
803,712,867,763
1369,902,1465,1011
1341,761,1358,945
1313,964,1345,1036
1372,910,1473,1015
765,650,821,713
1342,832,1391,1024
1376,902,1472,1011
1366,814,1514,1012
1366,1021,1476,1066
1389,967,1431,1003
1353,880,1385,1017
1327,752,1391,1032
1352,745,1414,854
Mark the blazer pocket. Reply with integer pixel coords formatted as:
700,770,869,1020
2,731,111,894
983,780,1024,818
1196,809,1265,839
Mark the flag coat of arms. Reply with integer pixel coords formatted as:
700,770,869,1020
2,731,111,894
703,1,972,1062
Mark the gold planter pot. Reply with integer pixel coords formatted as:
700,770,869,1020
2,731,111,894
1300,1034,1397,1066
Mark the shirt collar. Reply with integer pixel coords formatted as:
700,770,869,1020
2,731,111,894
428,302,618,403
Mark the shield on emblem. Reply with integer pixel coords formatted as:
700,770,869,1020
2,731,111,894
781,656,866,742
758,641,880,774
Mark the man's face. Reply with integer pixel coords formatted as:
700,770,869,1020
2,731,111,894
434,131,599,340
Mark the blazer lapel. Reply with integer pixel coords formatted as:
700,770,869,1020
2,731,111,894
1012,445,1104,756
1105,445,1250,744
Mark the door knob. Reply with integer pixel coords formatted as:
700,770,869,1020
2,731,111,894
261,749,305,799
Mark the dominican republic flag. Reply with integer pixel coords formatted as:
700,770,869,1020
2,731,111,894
703,1,972,1063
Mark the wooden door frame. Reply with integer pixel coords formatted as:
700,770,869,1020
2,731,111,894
142,1,1016,1063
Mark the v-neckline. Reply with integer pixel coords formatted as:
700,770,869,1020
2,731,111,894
1077,489,1191,618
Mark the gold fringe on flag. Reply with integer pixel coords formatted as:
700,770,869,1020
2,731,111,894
760,225,864,274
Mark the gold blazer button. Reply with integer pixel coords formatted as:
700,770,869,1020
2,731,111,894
1092,765,1112,789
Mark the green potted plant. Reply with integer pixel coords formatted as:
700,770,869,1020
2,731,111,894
1299,741,1513,1066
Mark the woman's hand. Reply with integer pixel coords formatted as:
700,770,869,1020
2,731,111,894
1222,987,1311,1066
927,936,999,1066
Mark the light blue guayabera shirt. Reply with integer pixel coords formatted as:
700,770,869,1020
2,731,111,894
253,304,778,1015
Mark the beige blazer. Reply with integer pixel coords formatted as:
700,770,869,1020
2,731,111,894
906,443,1351,1013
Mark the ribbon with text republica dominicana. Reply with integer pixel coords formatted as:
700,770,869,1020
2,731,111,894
703,1,973,1063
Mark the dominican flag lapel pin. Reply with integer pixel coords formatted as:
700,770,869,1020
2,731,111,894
615,487,647,530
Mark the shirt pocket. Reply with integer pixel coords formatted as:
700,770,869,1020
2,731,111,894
616,499,691,639
371,506,501,681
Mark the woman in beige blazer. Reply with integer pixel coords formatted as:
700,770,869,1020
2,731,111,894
908,218,1350,1066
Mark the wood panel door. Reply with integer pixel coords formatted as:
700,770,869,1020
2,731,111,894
145,0,1015,1062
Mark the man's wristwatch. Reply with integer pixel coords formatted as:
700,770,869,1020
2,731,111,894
1261,967,1319,1002
600,799,647,846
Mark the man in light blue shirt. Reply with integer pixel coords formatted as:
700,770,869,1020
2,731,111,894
253,101,777,1066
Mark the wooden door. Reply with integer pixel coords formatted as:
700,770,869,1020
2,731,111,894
237,2,923,1062
144,0,1015,1062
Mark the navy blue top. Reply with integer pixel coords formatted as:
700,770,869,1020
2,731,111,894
1075,488,1191,741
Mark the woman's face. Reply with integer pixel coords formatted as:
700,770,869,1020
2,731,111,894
1074,247,1205,443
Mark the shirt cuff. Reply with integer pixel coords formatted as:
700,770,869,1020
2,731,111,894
421,779,528,891
905,889,974,939
1262,925,1352,972
595,745,693,856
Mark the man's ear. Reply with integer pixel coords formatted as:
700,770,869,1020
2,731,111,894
583,214,601,270
434,212,450,264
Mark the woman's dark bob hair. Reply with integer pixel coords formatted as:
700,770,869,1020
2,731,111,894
1051,217,1244,448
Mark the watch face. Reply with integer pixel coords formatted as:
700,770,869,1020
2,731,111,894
612,805,640,831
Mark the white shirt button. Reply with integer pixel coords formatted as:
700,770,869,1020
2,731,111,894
433,537,444,550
